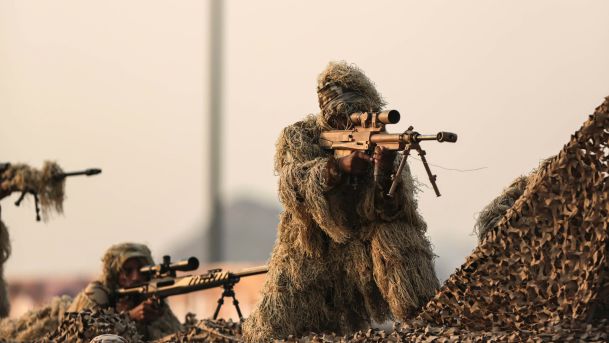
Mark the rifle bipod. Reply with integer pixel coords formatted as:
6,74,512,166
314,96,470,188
212,282,244,322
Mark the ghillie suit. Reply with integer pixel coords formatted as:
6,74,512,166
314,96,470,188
68,243,182,341
243,62,439,342
0,161,66,318
390,97,609,340
0,295,72,342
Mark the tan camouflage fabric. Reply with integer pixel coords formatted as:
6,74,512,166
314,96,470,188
243,61,439,342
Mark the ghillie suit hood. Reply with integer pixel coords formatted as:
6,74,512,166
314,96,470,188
316,61,386,130
243,62,439,342
68,242,155,313
0,161,65,319
98,242,154,291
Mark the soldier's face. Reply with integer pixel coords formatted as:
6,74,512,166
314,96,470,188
118,257,146,288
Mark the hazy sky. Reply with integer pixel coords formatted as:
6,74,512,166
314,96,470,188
1,0,608,281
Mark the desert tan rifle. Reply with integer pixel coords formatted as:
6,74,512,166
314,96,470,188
319,110,457,197
117,255,268,321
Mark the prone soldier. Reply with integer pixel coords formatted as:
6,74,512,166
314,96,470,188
68,242,182,340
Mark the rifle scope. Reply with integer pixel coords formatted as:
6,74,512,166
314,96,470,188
140,256,200,277
350,110,400,126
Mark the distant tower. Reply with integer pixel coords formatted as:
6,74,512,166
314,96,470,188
208,0,223,262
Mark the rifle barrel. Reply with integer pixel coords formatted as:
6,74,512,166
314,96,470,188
370,133,402,144
416,134,440,141
55,168,102,179
234,265,269,278
414,132,458,143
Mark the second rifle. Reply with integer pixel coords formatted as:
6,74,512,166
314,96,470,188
117,255,268,321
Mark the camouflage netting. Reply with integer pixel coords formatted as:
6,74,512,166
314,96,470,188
303,320,609,342
152,317,242,343
242,61,439,342
393,96,609,340
0,161,65,319
0,305,143,343
38,309,143,343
